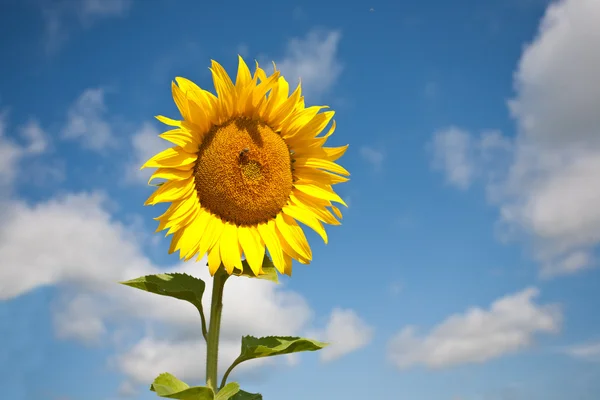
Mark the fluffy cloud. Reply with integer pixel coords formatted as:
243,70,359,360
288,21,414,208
388,288,561,369
0,191,366,393
308,308,374,362
42,0,133,53
562,341,600,362
430,127,475,189
429,0,600,277
78,0,133,22
125,122,167,184
429,127,512,191
62,88,114,151
498,0,600,276
0,113,49,190
275,30,343,100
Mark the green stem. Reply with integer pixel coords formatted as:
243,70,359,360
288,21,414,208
206,266,228,393
219,358,242,390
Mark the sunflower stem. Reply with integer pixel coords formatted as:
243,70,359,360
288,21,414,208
206,265,228,393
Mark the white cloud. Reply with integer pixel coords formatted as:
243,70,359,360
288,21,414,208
78,0,133,22
275,30,343,100
497,0,600,276
430,127,475,190
562,341,600,362
430,0,600,276
42,0,133,54
52,293,108,345
62,88,114,151
387,287,561,369
0,115,23,188
20,120,48,154
117,380,137,397
359,146,385,171
309,308,374,362
125,122,167,185
0,113,50,189
430,127,513,191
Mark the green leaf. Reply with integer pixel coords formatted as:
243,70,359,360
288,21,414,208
233,255,278,283
150,372,189,395
120,273,205,310
219,336,326,390
149,372,214,399
214,382,240,400
230,390,262,400
119,273,208,339
239,335,327,363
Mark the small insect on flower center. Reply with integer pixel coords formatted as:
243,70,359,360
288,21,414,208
193,117,294,226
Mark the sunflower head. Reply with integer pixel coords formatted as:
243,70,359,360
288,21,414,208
142,56,349,277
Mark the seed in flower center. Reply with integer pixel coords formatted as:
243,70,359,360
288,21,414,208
193,117,293,226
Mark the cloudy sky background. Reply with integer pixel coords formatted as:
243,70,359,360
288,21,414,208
1,0,600,399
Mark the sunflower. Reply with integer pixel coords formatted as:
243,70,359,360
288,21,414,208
142,56,349,276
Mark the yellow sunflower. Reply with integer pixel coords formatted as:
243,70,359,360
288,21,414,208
142,56,349,276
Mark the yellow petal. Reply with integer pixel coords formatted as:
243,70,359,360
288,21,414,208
282,251,293,276
238,226,265,275
172,81,191,121
141,147,197,170
296,144,349,163
144,177,195,205
274,225,310,265
288,111,335,141
270,77,290,111
155,115,181,127
294,183,347,207
219,223,242,274
210,60,235,117
185,97,212,133
293,166,349,185
267,83,302,129
168,229,185,254
275,213,312,261
174,77,204,100
182,208,213,261
171,208,206,258
282,204,328,244
159,128,200,153
282,107,328,139
236,55,252,87
198,215,225,259
207,242,222,276
193,213,221,261
288,119,337,149
330,205,343,219
290,191,341,226
321,145,349,161
260,75,291,120
257,220,285,274
155,192,199,230
252,70,281,117
174,77,217,129
294,157,350,177
235,56,253,112
164,204,200,236
148,168,193,185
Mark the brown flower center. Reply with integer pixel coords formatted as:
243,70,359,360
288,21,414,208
193,117,293,226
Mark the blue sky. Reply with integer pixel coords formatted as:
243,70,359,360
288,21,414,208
1,0,600,399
